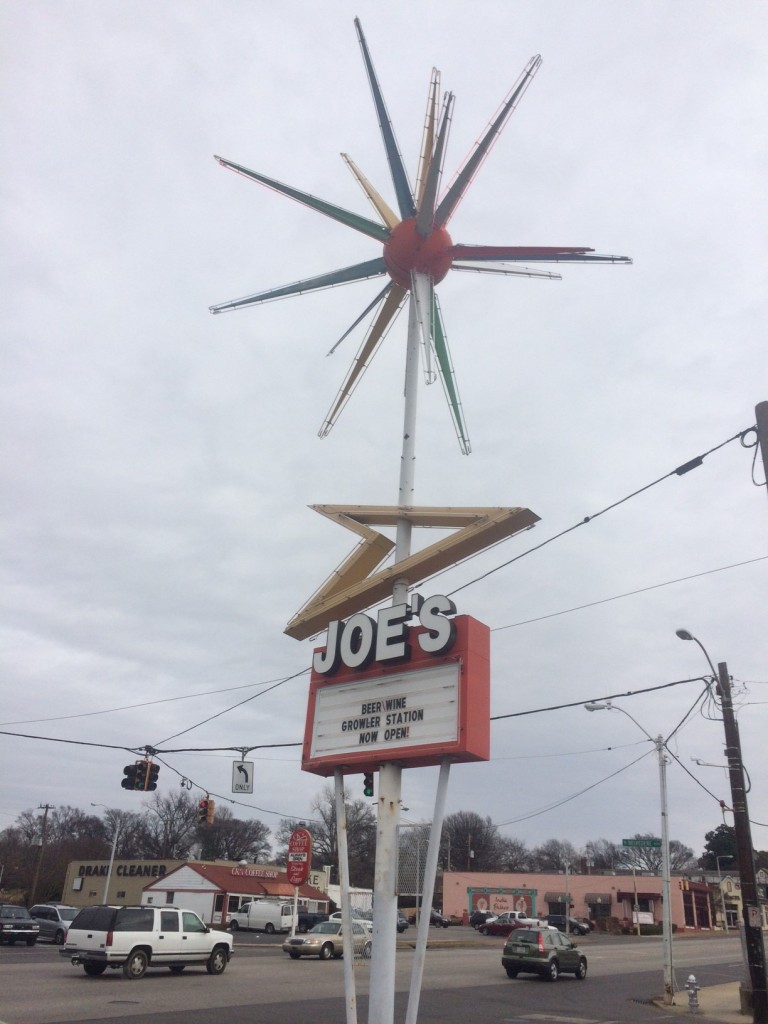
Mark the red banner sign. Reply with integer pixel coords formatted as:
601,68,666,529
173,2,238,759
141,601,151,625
286,827,312,887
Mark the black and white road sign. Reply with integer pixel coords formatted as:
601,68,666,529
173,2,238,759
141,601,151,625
232,761,254,794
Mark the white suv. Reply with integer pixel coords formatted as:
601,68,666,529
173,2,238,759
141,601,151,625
61,905,233,979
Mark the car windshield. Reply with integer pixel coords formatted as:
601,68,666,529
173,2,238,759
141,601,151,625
311,922,340,934
2,907,29,919
59,908,78,921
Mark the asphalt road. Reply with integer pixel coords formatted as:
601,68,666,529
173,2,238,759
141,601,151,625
0,932,744,1024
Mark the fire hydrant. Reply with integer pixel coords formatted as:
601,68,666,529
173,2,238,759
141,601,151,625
685,974,701,1013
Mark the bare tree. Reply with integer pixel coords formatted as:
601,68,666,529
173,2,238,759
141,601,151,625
496,836,532,871
615,833,695,873
134,791,198,859
530,838,580,872
585,838,622,871
198,806,271,862
440,812,504,871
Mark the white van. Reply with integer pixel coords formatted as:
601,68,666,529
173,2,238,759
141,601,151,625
228,901,294,934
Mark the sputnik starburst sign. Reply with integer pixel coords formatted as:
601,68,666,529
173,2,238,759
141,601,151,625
211,19,631,455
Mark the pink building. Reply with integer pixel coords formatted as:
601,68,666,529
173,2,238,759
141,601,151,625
442,871,714,930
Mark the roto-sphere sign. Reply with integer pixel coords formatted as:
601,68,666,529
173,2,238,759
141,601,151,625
302,596,490,775
287,828,312,886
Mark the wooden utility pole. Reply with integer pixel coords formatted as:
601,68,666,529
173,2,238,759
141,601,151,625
28,803,52,907
756,402,768,503
718,662,768,1023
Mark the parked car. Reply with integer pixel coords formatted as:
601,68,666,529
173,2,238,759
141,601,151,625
328,910,373,933
501,927,588,982
0,904,39,946
469,910,492,929
409,908,450,927
479,911,544,936
29,904,78,944
542,914,590,936
397,912,409,933
282,920,371,960
61,905,233,979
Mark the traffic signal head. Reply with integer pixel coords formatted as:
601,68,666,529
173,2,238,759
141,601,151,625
121,764,139,790
145,763,160,791
206,799,215,826
363,771,374,798
196,799,208,826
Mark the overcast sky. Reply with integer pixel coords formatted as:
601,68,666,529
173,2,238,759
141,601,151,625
2,1,767,866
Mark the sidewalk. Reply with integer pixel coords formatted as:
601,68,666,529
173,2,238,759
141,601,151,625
654,982,747,1023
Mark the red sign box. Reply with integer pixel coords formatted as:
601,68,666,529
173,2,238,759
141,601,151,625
286,827,312,886
302,615,490,776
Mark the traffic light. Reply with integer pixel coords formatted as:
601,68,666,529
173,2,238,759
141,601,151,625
363,771,374,798
145,762,160,791
206,799,215,825
196,799,209,825
121,764,139,790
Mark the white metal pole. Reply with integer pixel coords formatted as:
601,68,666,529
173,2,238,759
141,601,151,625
657,735,675,1005
103,827,119,904
369,295,420,1024
335,768,358,1024
405,759,451,1024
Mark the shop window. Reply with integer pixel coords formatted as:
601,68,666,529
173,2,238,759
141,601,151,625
165,891,175,904
117,891,126,899
72,877,83,891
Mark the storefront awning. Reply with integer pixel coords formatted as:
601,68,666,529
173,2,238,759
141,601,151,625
584,893,612,903
617,890,661,901
544,892,568,901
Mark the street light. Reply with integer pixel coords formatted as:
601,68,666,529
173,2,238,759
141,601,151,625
91,804,120,904
676,629,768,1024
585,701,674,1005
716,855,734,933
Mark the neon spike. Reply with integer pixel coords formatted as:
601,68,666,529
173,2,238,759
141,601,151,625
432,296,470,455
215,156,389,243
452,262,562,281
434,55,542,229
341,153,400,230
319,284,408,436
415,92,454,239
451,243,632,264
410,271,436,384
209,258,387,314
327,283,392,356
415,69,441,211
354,18,415,220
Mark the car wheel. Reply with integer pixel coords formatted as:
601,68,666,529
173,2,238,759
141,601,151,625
441,920,449,929
575,957,588,980
479,926,489,935
505,966,518,979
122,949,149,980
289,951,301,959
228,919,239,931
54,930,65,945
26,937,37,946
319,943,333,961
264,923,275,935
206,947,228,975
83,963,107,977
8,938,16,946
543,959,559,982
169,965,185,974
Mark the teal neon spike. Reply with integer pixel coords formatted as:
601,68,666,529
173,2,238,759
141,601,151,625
432,296,470,455
354,18,415,220
434,55,542,229
209,259,388,314
215,157,389,243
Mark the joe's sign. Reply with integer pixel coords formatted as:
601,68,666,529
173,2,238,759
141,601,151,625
303,598,490,775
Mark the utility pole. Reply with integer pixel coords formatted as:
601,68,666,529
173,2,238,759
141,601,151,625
756,402,768,506
28,803,53,907
718,661,768,1023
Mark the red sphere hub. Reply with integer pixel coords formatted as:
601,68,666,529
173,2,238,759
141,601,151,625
384,218,453,289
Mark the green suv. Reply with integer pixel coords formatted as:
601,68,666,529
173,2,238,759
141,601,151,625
501,927,587,982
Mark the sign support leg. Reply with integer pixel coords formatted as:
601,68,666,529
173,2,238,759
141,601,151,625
335,768,358,1024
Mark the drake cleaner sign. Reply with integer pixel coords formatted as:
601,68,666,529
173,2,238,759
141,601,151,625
302,596,490,775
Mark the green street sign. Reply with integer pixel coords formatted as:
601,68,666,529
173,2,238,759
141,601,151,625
622,838,662,848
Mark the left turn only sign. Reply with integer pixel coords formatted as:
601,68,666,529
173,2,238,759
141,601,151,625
232,761,254,794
